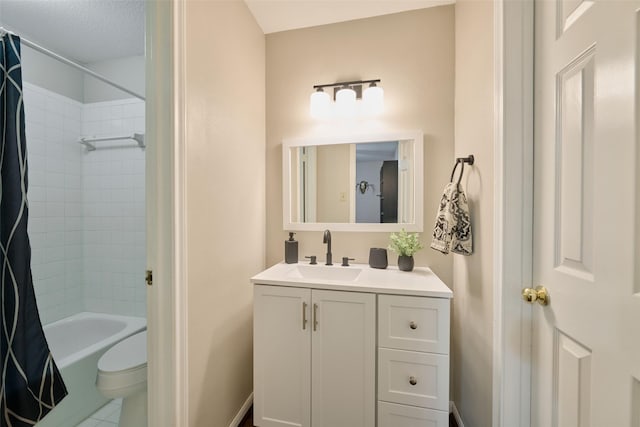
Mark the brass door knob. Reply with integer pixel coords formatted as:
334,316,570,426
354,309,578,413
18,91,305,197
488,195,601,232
522,286,549,306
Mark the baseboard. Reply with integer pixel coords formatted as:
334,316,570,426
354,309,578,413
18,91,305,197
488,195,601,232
450,401,465,427
229,393,253,427
233,395,462,427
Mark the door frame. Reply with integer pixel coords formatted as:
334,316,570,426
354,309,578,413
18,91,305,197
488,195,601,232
492,1,534,427
146,0,189,426
145,1,535,426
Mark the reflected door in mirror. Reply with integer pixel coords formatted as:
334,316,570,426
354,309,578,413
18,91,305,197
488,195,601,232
380,160,398,223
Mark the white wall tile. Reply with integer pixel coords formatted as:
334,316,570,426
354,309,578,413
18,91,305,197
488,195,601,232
81,98,146,318
24,83,146,323
24,83,82,323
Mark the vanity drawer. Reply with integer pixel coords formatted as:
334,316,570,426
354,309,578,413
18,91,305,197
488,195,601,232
378,295,450,354
378,401,449,427
378,348,449,410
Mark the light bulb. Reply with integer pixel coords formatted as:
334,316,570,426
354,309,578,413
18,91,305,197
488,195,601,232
335,86,356,117
363,83,384,115
310,89,330,119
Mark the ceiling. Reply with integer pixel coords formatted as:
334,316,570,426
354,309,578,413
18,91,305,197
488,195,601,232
0,0,451,64
356,142,399,162
245,0,454,34
0,0,145,64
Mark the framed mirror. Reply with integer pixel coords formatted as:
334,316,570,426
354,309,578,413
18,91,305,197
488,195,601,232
283,130,423,232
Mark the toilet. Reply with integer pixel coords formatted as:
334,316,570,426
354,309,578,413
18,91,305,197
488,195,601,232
96,331,147,427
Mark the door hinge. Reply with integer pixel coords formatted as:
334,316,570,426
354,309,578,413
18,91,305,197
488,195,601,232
146,270,153,286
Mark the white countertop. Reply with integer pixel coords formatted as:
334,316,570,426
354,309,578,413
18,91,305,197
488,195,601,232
251,262,453,299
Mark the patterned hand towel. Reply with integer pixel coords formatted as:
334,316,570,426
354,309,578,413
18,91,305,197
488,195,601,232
431,182,473,255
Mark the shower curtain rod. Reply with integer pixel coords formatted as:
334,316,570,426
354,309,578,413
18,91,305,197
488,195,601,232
0,27,145,101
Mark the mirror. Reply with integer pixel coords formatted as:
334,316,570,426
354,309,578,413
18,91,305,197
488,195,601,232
283,131,423,232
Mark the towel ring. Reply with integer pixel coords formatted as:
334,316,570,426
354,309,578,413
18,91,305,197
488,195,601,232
449,155,475,185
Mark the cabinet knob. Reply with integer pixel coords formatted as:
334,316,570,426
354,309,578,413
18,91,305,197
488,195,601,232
409,376,417,386
409,321,418,330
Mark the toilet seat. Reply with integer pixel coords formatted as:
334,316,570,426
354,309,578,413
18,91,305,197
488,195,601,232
99,331,147,373
96,331,147,398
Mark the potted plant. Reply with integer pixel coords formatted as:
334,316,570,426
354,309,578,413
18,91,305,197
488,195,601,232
388,229,424,272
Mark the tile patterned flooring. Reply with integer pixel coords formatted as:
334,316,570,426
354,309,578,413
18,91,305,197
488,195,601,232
75,399,122,427
77,401,459,427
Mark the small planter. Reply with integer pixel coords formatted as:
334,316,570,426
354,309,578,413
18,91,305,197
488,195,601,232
397,255,414,272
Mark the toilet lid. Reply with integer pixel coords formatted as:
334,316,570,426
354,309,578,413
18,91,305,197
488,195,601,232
98,331,147,373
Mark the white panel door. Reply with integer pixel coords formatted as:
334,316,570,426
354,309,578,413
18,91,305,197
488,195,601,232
254,285,311,427
533,1,640,426
311,290,375,427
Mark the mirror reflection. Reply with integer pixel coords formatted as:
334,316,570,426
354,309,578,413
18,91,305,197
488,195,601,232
284,131,423,232
355,142,400,223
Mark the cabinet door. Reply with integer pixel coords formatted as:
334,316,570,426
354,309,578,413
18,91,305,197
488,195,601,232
254,285,311,427
311,290,375,427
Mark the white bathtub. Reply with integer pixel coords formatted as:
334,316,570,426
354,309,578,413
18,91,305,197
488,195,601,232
37,312,146,427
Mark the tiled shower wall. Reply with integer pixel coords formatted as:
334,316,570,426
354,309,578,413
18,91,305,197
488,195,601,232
23,83,146,324
81,99,146,317
24,83,84,324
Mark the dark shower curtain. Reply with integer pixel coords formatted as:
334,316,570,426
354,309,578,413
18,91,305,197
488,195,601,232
0,32,67,426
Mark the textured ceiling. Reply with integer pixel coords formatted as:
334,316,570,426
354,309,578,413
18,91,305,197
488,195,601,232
0,0,451,64
0,0,144,64
244,0,455,34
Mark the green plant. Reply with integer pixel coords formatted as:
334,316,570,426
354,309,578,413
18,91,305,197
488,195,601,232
388,229,424,257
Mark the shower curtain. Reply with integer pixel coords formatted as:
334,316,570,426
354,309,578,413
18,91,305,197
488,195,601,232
0,32,67,426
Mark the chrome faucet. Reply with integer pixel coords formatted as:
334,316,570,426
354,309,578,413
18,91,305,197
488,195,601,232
323,229,332,265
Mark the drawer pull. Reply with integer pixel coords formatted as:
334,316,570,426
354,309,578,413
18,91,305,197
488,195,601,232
409,376,417,386
302,302,308,330
409,321,418,330
313,303,318,331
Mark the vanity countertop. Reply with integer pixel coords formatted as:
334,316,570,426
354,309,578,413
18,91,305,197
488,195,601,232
251,262,452,299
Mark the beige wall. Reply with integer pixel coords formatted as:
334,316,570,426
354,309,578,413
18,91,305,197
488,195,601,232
84,55,145,102
266,7,455,286
21,46,85,102
316,144,351,222
184,1,265,425
16,38,143,104
19,47,143,104
452,1,494,426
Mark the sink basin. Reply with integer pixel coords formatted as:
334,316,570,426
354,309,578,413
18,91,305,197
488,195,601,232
287,264,362,282
251,262,453,298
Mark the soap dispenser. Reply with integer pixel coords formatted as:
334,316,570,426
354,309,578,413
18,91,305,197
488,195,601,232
285,232,298,264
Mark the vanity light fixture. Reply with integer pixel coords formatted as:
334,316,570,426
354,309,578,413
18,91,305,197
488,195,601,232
310,87,331,119
362,82,384,115
310,79,383,118
335,85,357,117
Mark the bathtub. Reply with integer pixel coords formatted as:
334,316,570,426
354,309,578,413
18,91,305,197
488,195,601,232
37,312,146,427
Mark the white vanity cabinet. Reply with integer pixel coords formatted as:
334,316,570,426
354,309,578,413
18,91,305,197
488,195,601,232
253,285,311,427
253,285,376,427
252,263,452,427
377,295,450,427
